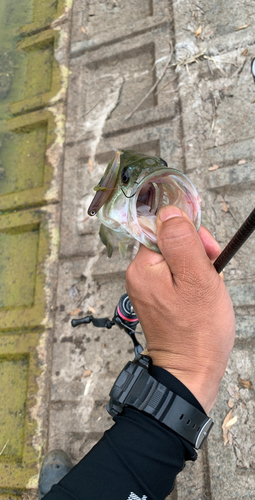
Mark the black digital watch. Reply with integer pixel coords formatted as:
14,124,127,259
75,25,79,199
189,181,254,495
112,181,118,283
107,354,213,450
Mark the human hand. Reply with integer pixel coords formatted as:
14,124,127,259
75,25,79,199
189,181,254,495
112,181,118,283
125,206,235,414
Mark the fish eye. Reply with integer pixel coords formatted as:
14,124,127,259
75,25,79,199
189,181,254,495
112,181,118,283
121,167,130,184
160,158,168,167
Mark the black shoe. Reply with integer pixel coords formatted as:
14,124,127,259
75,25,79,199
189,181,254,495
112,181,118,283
38,450,73,499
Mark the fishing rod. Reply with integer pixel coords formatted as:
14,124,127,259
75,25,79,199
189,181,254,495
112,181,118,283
214,207,255,274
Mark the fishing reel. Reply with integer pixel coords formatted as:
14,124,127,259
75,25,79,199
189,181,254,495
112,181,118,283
71,293,144,356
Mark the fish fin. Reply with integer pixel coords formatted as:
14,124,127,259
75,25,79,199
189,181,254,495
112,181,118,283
88,150,121,216
99,224,114,258
93,186,108,192
118,241,129,258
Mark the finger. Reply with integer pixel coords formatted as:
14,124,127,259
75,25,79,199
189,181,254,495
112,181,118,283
134,242,164,266
156,206,215,284
198,226,221,262
126,243,164,292
126,243,166,300
198,226,224,280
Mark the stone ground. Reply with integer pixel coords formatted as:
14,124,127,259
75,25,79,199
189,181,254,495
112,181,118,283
1,0,255,499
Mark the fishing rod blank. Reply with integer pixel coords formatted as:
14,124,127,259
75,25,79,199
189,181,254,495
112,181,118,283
213,208,255,274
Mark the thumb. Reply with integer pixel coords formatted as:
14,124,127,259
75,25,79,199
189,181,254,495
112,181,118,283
156,206,213,284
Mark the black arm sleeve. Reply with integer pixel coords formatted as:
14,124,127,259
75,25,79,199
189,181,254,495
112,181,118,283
45,366,206,500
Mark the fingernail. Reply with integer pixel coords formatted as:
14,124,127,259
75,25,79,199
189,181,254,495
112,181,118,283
159,206,183,222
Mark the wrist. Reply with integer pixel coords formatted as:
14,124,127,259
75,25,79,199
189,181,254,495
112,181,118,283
164,369,218,414
149,351,220,414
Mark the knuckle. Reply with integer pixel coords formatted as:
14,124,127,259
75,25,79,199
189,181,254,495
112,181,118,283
125,261,143,292
159,218,196,250
125,262,135,285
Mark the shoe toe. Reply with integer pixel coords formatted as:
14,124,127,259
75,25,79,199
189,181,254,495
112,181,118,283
38,450,72,499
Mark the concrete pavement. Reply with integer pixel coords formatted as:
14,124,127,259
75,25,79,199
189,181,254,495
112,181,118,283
0,1,255,498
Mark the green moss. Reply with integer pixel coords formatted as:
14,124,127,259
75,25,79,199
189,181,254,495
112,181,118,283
0,123,47,196
0,0,69,492
0,209,48,330
0,332,43,488
0,225,39,309
0,355,29,460
0,109,58,212
0,0,33,119
0,14,62,120
32,0,58,25
0,0,66,118
20,36,54,101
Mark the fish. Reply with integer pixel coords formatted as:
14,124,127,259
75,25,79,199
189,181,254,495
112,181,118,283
87,149,201,257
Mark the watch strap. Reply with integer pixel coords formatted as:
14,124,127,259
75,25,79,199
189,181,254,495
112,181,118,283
107,355,213,449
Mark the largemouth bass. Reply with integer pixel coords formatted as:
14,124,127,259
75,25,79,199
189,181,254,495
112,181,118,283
88,149,201,257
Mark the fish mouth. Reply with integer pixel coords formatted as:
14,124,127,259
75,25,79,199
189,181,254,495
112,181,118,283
131,169,201,245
